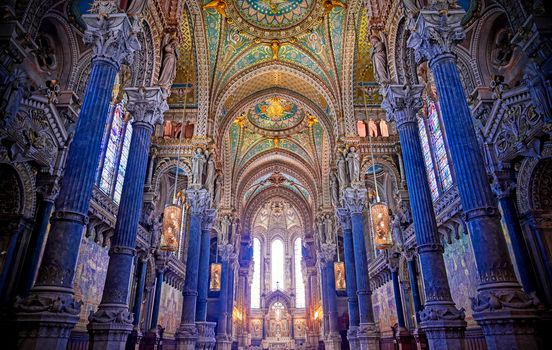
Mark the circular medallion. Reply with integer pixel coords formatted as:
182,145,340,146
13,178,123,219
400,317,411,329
248,97,304,131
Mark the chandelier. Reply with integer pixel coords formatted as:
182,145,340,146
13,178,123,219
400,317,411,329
363,79,392,250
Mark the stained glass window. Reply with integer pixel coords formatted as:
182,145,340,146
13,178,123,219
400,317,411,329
418,98,453,201
251,238,261,308
97,94,133,204
271,239,285,291
294,237,305,308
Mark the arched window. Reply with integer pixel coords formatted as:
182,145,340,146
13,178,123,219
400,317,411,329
251,238,261,308
96,79,133,204
294,237,306,308
418,98,453,201
271,239,285,291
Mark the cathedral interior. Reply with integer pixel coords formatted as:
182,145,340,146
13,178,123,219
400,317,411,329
0,0,551,349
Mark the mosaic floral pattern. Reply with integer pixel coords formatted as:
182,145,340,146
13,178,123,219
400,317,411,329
235,0,315,30
249,97,303,131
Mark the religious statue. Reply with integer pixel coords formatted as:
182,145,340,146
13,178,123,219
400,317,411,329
151,216,162,249
346,146,360,184
213,173,223,207
205,152,216,191
270,40,281,60
127,0,147,15
203,0,228,17
370,33,391,85
163,120,173,139
158,33,179,89
391,213,404,249
322,0,347,16
330,173,339,206
524,62,552,120
336,151,348,189
191,147,207,186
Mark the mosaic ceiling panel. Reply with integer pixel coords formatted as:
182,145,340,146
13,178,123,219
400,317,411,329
248,97,303,131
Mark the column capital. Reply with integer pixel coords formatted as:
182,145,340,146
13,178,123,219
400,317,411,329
36,175,61,203
125,86,168,128
382,84,425,128
342,187,367,214
335,208,351,230
82,11,141,69
186,188,208,216
319,243,336,264
202,208,217,231
407,7,466,65
219,243,235,262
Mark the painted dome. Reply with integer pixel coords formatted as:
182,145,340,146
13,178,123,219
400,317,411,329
248,97,304,131
228,0,323,39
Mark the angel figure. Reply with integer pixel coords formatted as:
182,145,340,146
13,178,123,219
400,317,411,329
323,0,347,16
203,0,228,17
158,33,179,88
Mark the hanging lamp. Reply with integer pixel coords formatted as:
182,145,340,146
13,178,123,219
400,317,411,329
210,225,222,292
333,235,346,291
160,78,188,252
362,79,392,250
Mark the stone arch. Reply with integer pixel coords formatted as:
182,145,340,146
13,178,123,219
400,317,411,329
151,158,192,195
265,290,293,310
0,149,37,218
361,157,401,193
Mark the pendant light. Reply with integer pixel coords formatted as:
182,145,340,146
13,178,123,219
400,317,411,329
210,220,222,292
334,226,346,291
362,79,392,250
160,76,188,252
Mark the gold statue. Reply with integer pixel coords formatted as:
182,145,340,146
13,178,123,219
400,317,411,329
322,0,347,16
203,0,228,18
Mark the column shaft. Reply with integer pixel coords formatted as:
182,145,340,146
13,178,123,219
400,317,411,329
150,270,164,329
407,259,422,323
132,259,147,328
324,262,339,334
181,209,203,323
18,198,54,297
195,225,212,321
391,270,405,328
341,224,360,327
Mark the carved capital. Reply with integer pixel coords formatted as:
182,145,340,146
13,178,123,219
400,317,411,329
88,306,133,325
343,187,367,214
36,175,61,203
82,12,141,68
202,208,217,231
219,243,234,262
419,304,466,322
407,8,466,65
335,208,351,230
14,293,82,316
471,289,543,313
186,188,208,215
382,84,424,129
125,87,168,128
319,243,336,264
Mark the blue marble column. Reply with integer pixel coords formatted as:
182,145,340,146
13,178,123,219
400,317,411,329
132,256,148,328
17,179,58,297
216,244,234,350
389,261,405,328
175,188,208,350
88,86,167,350
150,268,165,330
382,84,466,349
320,244,341,350
14,11,140,350
336,208,360,350
196,210,217,321
492,176,539,295
406,255,422,324
408,8,540,349
342,188,379,350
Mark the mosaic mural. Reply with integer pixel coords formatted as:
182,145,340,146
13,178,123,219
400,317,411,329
158,283,184,336
443,234,480,326
249,97,302,131
371,280,398,332
73,237,109,330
